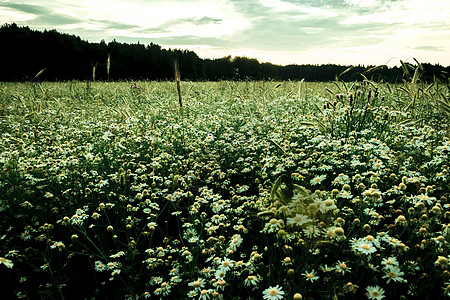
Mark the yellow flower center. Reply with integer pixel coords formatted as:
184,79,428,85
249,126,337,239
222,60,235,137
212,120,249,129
218,280,226,286
307,273,314,278
334,227,345,236
293,293,303,300
372,291,379,297
325,200,334,207
269,289,278,296
361,244,370,250
193,281,201,287
437,256,448,265
339,263,347,270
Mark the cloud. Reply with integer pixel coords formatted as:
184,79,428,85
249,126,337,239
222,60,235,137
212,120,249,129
413,46,445,52
0,2,80,25
190,17,222,25
0,3,48,15
145,16,223,33
223,0,398,52
93,20,136,31
134,16,223,30
32,14,80,26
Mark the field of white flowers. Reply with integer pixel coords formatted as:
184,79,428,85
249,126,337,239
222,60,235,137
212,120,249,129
0,80,449,299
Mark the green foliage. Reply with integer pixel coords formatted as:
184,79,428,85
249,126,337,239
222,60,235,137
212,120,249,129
397,59,450,130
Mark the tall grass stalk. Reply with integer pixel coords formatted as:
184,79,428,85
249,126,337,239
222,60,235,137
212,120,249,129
174,59,182,108
107,53,111,81
34,67,46,80
92,61,97,81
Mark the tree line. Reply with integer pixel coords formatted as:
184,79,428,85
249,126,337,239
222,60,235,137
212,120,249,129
1,23,449,82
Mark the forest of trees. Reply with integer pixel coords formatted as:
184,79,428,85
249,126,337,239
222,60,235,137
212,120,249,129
1,23,449,82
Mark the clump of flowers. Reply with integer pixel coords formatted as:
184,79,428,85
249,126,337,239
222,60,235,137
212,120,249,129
258,175,341,246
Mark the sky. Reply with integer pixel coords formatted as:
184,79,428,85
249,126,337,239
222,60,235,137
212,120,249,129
1,0,449,66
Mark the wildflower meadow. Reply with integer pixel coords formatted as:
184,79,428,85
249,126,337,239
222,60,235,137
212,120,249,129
0,77,449,299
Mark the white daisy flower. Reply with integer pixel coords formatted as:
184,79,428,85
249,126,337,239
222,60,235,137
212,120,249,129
287,214,312,227
335,261,351,275
382,265,405,283
381,257,399,267
188,278,206,290
244,275,260,287
262,285,285,300
353,240,377,255
94,261,107,272
217,257,234,273
366,285,385,299
310,174,326,186
0,257,13,269
228,234,243,251
303,225,321,238
303,270,320,282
